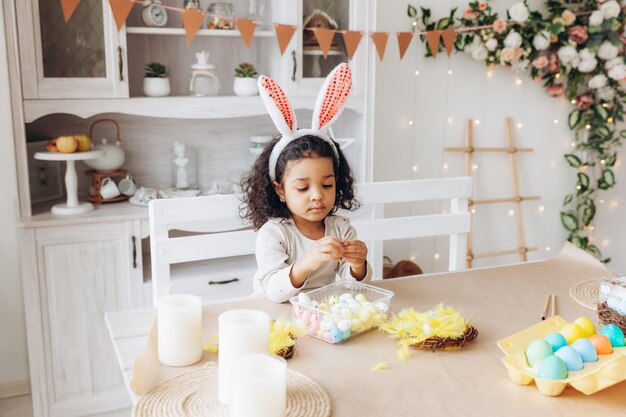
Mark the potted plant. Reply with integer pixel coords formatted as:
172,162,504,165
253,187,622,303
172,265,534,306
233,63,259,96
143,62,171,97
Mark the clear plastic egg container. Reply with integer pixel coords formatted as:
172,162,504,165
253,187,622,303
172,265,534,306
497,316,626,396
289,281,395,344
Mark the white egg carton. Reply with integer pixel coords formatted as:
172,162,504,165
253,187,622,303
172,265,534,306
289,281,395,344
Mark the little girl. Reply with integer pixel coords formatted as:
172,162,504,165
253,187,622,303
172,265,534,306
241,64,371,303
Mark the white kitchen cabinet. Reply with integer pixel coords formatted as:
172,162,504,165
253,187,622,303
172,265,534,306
15,0,128,99
18,219,145,417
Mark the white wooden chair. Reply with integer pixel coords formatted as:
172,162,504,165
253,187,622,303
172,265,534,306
350,177,472,276
148,177,471,305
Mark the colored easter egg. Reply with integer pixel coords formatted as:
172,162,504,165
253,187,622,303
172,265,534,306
337,320,351,332
600,324,626,347
330,327,343,343
342,329,351,340
328,295,339,305
339,292,353,302
555,346,583,371
297,292,311,305
574,317,596,338
375,302,389,312
544,332,568,352
355,294,368,303
571,338,598,363
346,299,360,311
323,331,331,340
316,329,324,338
318,303,330,312
525,339,554,366
559,323,585,344
537,356,568,380
301,309,311,324
589,334,613,354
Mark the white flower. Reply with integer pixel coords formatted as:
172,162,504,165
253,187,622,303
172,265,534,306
597,86,615,100
588,74,608,89
509,3,529,23
485,38,498,51
600,1,621,19
605,57,623,70
576,49,598,73
608,64,626,80
589,10,604,26
504,31,522,49
532,32,551,51
598,41,619,60
557,45,578,64
512,59,530,71
472,44,488,61
465,36,481,53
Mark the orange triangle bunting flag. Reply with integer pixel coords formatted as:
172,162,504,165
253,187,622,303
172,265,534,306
311,28,335,59
371,32,389,61
274,23,297,56
396,32,414,60
108,0,133,31
426,30,441,58
182,9,205,44
60,0,81,23
441,29,456,56
341,31,362,61
235,18,257,48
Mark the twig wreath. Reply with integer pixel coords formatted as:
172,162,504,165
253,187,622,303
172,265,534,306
409,0,626,262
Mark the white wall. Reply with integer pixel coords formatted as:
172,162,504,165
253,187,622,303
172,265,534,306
0,4,29,386
373,0,625,274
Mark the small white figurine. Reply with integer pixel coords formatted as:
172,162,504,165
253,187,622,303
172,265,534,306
173,141,189,189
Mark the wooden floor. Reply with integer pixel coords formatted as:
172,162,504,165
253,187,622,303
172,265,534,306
0,395,131,417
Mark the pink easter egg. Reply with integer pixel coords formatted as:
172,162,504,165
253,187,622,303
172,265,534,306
301,309,312,324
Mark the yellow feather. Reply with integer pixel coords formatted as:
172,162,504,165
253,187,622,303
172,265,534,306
371,362,390,371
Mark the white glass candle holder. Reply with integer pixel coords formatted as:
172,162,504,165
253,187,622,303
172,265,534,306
157,294,203,367
218,309,270,404
230,354,287,417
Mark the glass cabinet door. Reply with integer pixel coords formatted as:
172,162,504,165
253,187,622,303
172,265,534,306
18,0,128,99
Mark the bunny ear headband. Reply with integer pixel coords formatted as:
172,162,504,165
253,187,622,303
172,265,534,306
257,63,352,181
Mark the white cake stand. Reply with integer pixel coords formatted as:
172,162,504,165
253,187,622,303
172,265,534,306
34,150,105,215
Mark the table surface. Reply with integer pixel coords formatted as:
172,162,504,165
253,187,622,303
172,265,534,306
105,243,626,416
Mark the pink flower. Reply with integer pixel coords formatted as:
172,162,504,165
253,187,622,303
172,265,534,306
479,3,487,11
547,53,561,73
575,94,594,110
500,47,516,63
533,56,549,69
493,18,507,34
546,84,564,97
463,8,476,20
561,10,576,26
568,25,589,45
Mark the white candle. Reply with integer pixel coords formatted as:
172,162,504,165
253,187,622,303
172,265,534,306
218,309,270,404
229,354,287,417
157,294,203,367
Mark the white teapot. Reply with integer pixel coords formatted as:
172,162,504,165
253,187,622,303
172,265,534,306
84,119,126,171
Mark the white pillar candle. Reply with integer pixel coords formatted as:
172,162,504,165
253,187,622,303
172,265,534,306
157,294,203,367
229,354,287,417
218,309,270,404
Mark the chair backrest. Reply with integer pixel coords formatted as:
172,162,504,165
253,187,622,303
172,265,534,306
148,177,471,305
350,177,472,276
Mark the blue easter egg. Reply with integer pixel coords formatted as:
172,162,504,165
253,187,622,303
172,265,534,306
571,338,598,362
544,332,568,352
330,327,343,343
555,346,583,371
537,356,568,380
600,324,626,347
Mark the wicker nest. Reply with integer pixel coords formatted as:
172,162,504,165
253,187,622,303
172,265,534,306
276,345,294,359
597,301,626,333
411,325,479,351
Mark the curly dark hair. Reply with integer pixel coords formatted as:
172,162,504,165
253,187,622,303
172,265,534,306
240,134,360,229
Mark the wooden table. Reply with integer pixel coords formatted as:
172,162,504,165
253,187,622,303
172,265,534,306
105,244,626,415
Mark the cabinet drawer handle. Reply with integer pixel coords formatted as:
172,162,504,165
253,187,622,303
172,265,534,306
131,236,137,269
291,50,296,82
118,46,124,82
208,278,239,285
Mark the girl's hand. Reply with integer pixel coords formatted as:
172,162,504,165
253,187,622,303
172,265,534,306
341,240,368,279
291,237,344,287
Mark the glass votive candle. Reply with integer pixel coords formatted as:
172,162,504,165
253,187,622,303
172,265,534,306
157,294,203,367
218,309,270,404
229,354,287,417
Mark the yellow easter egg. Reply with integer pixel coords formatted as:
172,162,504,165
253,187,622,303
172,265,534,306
559,323,585,344
574,316,596,337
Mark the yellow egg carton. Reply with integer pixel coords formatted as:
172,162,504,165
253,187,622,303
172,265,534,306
497,316,626,396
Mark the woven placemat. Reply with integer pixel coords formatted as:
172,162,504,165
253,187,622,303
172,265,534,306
569,278,602,311
133,363,331,417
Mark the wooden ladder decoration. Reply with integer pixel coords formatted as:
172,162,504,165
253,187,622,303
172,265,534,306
445,117,540,268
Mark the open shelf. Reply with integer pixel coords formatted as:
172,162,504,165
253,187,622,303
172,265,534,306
126,27,275,37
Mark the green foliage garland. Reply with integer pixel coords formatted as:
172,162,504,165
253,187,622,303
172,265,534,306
409,0,626,262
